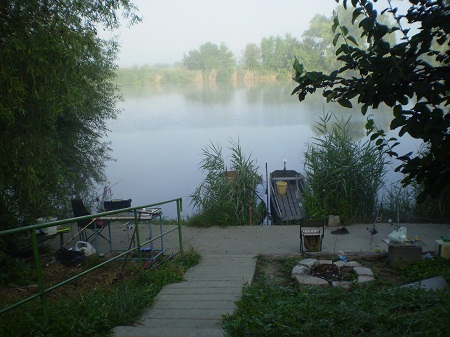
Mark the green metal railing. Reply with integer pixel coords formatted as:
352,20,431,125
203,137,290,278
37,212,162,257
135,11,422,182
0,198,184,321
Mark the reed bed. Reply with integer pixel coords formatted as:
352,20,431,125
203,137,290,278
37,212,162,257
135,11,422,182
302,114,386,223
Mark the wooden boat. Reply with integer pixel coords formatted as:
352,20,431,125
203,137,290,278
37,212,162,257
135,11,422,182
269,168,305,225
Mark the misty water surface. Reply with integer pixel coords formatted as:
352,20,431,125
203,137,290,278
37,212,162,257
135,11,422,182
105,81,419,218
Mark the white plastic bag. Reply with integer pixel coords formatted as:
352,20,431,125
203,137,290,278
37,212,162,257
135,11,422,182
388,227,407,243
74,241,96,256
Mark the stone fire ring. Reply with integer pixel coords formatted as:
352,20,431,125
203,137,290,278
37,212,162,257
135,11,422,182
291,258,374,288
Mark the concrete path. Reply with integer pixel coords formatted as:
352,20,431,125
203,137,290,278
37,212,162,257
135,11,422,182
112,255,255,337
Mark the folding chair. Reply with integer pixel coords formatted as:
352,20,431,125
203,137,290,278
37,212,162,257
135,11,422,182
71,199,111,252
300,216,326,253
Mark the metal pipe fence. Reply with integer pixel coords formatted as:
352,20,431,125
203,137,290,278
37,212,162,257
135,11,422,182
0,198,183,321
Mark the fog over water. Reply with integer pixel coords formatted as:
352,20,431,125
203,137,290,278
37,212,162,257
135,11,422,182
109,0,411,67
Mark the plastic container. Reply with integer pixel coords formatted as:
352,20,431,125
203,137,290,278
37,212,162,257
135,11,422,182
276,181,287,195
36,217,57,235
74,241,96,256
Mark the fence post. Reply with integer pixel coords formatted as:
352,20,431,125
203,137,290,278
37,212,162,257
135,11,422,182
177,198,183,255
31,230,49,322
133,209,143,265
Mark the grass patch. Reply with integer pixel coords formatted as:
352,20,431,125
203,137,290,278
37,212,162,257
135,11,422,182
223,255,450,336
0,249,200,337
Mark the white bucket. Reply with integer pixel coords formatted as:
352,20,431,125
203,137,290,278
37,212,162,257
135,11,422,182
36,217,57,235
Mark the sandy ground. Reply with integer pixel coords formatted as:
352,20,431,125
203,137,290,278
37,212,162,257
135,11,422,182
53,221,450,258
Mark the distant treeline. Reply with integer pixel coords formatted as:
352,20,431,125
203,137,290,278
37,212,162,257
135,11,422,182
115,6,395,87
115,66,284,87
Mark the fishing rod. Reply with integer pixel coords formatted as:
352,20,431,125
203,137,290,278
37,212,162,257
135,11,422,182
367,202,382,244
265,163,269,225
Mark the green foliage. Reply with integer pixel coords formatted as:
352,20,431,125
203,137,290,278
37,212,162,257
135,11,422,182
292,0,450,203
303,114,386,222
0,0,140,228
298,6,395,74
183,42,236,81
381,183,416,222
260,33,302,74
397,257,450,283
0,249,34,287
0,250,201,337
190,140,264,226
242,43,262,70
223,257,450,336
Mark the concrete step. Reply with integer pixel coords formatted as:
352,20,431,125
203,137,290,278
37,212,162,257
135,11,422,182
149,293,241,302
139,318,222,329
113,325,226,337
153,299,236,310
141,308,234,319
158,285,243,294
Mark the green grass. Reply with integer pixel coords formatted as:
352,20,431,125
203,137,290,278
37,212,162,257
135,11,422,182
222,257,450,337
0,250,200,337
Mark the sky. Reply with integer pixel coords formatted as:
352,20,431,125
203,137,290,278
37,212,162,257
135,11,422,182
106,0,411,68
105,0,339,67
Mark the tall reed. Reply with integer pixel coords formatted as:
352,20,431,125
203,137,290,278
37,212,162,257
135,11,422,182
303,114,386,223
190,140,263,226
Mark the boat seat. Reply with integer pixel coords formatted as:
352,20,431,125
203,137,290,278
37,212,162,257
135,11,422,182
300,216,326,252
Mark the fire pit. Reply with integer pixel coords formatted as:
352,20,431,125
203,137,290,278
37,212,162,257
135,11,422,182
291,258,374,287
310,263,356,282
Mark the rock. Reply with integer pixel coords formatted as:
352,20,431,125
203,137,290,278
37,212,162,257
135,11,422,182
344,261,361,267
331,281,352,289
318,260,333,265
299,258,319,269
358,275,375,283
293,274,329,287
353,267,373,276
400,276,448,291
333,261,346,268
291,265,310,278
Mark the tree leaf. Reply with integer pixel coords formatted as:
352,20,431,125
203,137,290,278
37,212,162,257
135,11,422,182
361,103,368,115
293,58,304,74
390,116,406,129
333,33,342,46
338,99,352,108
342,26,349,36
352,7,363,24
347,35,359,46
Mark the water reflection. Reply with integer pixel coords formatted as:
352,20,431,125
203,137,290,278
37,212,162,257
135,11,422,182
106,81,417,217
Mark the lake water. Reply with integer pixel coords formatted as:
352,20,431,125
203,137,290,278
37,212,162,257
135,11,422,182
105,81,419,218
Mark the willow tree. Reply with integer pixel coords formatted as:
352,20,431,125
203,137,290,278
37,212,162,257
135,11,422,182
0,0,140,228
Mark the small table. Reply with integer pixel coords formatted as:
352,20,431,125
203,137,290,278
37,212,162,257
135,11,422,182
97,208,163,259
37,227,70,247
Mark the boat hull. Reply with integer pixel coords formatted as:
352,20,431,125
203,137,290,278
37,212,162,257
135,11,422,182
269,170,305,225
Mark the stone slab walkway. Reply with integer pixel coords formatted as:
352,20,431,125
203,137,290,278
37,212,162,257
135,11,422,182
112,254,255,337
